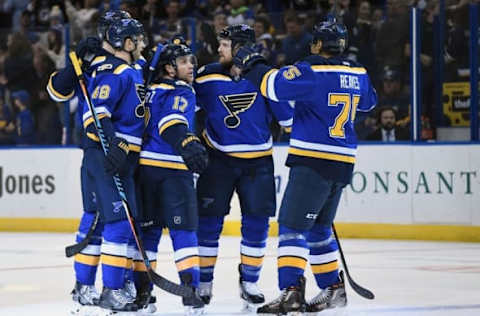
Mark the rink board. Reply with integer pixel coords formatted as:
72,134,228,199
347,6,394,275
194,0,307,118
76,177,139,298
0,144,479,241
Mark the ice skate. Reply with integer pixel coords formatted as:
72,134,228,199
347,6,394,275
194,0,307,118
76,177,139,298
239,264,265,311
98,287,138,313
198,281,213,305
181,273,205,315
257,276,306,315
306,271,347,315
70,281,101,315
123,279,137,302
135,290,157,314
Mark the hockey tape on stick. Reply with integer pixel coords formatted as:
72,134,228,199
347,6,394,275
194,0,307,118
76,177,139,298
69,51,194,298
332,223,375,299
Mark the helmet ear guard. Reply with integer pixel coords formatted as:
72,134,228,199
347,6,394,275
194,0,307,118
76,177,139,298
106,18,145,51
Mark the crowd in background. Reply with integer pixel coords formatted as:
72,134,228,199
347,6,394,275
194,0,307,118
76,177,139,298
0,0,476,146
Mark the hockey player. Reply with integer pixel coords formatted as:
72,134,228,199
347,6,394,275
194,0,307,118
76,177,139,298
234,17,377,314
45,9,131,313
135,42,208,315
192,24,293,310
81,17,146,313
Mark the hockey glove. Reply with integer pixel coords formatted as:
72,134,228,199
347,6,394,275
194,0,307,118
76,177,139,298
104,137,129,175
76,37,102,70
175,134,209,174
233,45,267,73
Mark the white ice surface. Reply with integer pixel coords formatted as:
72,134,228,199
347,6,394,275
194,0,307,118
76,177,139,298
1,233,479,316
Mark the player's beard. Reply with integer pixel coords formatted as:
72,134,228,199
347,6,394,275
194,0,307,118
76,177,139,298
219,57,233,69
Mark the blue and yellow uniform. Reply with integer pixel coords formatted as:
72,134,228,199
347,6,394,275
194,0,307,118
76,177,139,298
82,54,145,290
136,78,201,289
243,54,376,292
193,62,293,286
46,53,108,288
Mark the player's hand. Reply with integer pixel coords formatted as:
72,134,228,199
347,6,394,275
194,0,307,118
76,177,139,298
104,137,129,175
176,134,209,174
76,37,101,68
233,45,266,73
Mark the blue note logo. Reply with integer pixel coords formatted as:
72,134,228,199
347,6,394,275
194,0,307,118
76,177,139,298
112,201,123,213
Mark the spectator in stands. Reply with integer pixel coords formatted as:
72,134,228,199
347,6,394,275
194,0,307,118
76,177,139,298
347,0,375,72
1,32,36,95
378,65,410,124
278,12,312,66
11,90,35,145
226,0,254,26
65,0,100,42
0,89,14,145
3,0,29,31
120,0,141,18
156,0,187,43
367,106,409,141
375,0,409,79
19,10,40,43
254,14,275,64
371,6,384,32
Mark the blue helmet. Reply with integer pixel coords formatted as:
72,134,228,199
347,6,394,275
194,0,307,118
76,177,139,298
312,16,348,55
106,18,145,50
97,10,131,41
158,43,196,68
218,24,255,48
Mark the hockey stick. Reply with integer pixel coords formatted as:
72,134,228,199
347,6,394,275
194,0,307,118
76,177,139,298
332,223,375,299
65,211,100,257
69,51,193,298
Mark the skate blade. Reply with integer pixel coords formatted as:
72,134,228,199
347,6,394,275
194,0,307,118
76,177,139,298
241,300,261,313
286,312,304,316
183,306,205,316
137,303,157,314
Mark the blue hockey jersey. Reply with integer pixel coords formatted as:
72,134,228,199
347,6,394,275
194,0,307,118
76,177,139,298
139,79,196,171
193,63,293,159
244,55,377,183
83,55,145,152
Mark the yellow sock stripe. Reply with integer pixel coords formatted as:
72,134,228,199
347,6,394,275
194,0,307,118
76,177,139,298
75,254,100,266
176,256,200,272
310,260,339,274
133,260,157,272
101,254,128,268
278,256,307,270
241,255,264,267
199,256,217,268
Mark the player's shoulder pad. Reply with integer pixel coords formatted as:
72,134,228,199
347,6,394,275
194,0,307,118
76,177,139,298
94,55,133,76
196,62,228,77
302,55,331,66
174,80,195,95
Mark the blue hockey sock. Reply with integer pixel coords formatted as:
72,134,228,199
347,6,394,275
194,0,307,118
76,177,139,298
101,220,133,289
240,214,269,283
74,212,103,286
307,224,339,289
170,229,200,288
197,216,224,283
278,225,309,290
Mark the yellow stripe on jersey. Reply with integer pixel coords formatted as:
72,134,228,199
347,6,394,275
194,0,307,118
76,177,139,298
113,64,130,75
176,256,200,271
195,74,231,83
101,254,128,268
91,56,106,66
278,256,307,269
241,255,264,267
47,72,75,101
83,113,108,129
86,133,140,152
228,149,273,159
260,69,277,98
289,147,356,164
159,119,187,135
139,158,188,170
199,256,217,267
74,254,100,266
311,65,367,74
150,83,174,90
134,260,157,272
310,260,339,274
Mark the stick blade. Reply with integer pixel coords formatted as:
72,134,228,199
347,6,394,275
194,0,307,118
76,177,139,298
347,274,375,299
148,268,194,298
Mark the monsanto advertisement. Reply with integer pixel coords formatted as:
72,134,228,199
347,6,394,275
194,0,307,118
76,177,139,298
0,145,479,226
